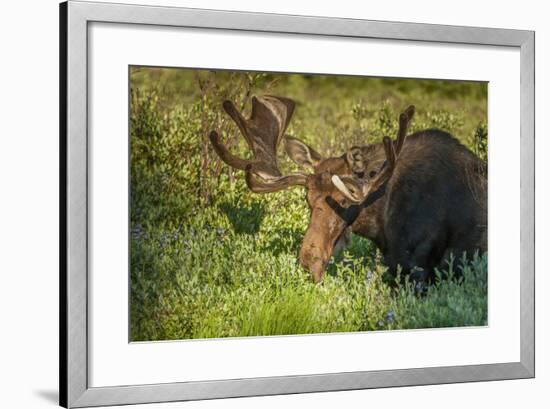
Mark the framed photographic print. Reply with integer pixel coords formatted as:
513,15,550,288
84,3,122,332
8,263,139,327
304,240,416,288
60,1,534,407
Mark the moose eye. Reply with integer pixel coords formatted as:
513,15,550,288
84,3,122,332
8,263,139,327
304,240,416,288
369,170,377,178
355,171,365,179
339,198,347,207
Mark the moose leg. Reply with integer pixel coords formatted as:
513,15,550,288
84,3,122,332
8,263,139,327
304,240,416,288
382,244,414,281
408,239,439,282
383,230,444,284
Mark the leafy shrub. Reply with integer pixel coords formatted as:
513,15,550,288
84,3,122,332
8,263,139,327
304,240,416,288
469,122,489,163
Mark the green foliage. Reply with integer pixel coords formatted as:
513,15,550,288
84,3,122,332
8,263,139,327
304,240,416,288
129,67,488,341
469,122,489,163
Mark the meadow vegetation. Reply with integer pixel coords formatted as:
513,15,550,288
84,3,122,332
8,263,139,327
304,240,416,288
130,67,488,341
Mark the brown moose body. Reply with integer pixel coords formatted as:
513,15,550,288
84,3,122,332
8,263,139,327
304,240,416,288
348,130,487,282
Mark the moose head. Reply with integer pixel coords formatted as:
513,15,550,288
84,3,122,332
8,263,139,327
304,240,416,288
210,95,415,283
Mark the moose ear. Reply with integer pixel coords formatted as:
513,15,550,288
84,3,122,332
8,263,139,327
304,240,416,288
345,146,367,174
284,137,323,169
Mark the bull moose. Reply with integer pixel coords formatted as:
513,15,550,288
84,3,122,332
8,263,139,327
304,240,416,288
209,95,487,283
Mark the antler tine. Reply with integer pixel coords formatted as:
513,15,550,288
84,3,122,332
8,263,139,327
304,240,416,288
383,136,396,170
222,100,253,150
209,131,248,170
245,166,308,193
395,105,415,156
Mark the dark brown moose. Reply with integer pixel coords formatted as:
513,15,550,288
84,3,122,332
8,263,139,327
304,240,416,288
209,95,487,283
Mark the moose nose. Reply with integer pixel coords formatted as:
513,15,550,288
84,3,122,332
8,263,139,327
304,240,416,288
310,260,326,283
299,232,329,283
299,240,330,283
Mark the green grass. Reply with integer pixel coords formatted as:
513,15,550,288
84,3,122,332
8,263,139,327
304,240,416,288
129,67,488,341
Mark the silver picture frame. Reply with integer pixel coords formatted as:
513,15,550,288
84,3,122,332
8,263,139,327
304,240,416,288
60,1,535,407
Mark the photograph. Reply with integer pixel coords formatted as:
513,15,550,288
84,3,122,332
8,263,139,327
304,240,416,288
129,67,488,341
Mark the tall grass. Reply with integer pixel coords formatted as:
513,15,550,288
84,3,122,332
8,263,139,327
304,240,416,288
129,67,488,341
